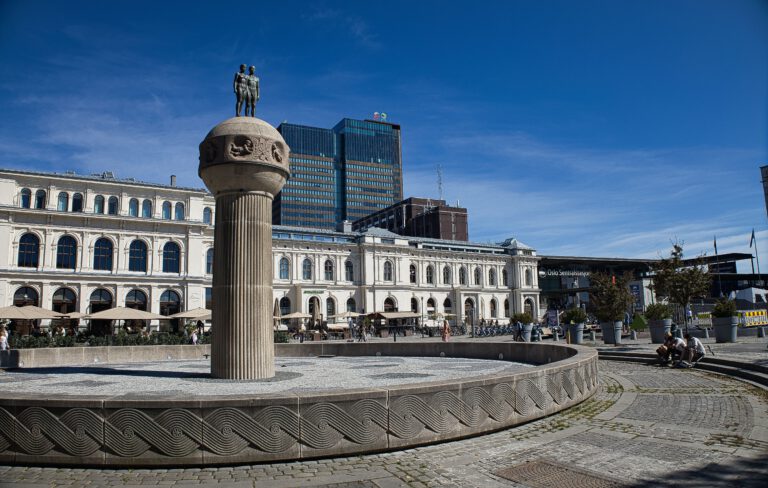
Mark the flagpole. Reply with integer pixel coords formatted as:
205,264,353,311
714,236,723,297
755,233,762,287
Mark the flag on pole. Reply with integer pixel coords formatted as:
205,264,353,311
714,236,718,254
750,229,756,248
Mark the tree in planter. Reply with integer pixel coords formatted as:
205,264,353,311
711,298,737,318
561,308,587,324
589,271,635,323
651,243,710,331
644,303,673,321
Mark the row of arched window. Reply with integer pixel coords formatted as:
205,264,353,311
17,233,187,274
13,286,182,316
19,188,213,223
277,257,513,287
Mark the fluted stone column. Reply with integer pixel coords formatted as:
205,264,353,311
199,117,290,379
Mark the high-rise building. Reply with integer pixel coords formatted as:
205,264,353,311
274,118,402,229
352,197,469,241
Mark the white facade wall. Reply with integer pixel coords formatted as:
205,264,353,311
0,170,541,325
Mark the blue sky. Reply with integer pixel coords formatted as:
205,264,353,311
1,0,767,268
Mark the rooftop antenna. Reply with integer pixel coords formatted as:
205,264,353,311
437,164,444,201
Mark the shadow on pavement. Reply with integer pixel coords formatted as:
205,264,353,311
629,456,768,487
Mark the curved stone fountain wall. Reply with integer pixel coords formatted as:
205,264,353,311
0,343,597,466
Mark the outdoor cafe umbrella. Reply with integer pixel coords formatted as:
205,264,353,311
0,305,61,320
331,311,362,319
169,308,211,319
83,307,166,321
280,312,312,319
58,311,86,319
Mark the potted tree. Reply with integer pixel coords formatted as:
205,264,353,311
645,303,673,344
590,271,635,345
711,298,738,343
651,243,710,333
561,307,587,344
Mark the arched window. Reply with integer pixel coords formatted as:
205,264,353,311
326,297,335,318
345,260,354,281
504,299,510,317
490,299,498,318
20,188,31,208
107,196,118,215
34,190,46,209
427,298,436,315
56,235,77,269
279,297,291,316
52,287,77,314
346,297,356,312
279,257,289,279
474,267,482,285
206,248,214,274
93,237,113,271
14,286,38,306
411,297,419,313
175,202,185,220
443,298,453,314
426,265,434,284
142,199,152,218
17,233,39,268
302,258,313,280
443,266,451,284
128,240,148,272
128,198,139,217
159,290,182,316
89,288,113,313
409,264,417,284
162,201,171,219
72,193,83,212
125,289,147,310
459,267,467,285
203,207,212,224
57,192,69,211
324,259,334,281
383,261,393,281
503,269,509,286
162,242,180,273
384,297,396,312
489,268,496,286
94,195,105,214
525,269,532,287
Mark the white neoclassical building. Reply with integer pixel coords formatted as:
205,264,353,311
0,168,540,331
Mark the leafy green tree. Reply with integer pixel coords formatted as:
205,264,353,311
651,243,710,327
589,271,635,322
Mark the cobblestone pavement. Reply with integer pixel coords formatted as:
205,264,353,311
2,360,767,487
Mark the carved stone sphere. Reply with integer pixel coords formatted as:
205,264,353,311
198,117,290,196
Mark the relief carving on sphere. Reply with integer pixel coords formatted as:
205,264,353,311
229,136,255,158
202,141,217,163
271,143,284,163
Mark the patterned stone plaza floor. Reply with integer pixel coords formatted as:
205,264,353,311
1,359,767,487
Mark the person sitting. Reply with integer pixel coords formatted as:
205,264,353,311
679,333,706,368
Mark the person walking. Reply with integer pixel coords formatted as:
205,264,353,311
0,330,8,351
441,319,451,342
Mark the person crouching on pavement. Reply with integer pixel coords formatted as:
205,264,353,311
679,333,706,368
657,332,685,364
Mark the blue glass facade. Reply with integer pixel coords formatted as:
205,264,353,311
275,119,402,230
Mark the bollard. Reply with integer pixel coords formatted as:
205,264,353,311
553,330,559,342
759,327,766,339
704,328,710,339
589,330,596,342
630,330,638,341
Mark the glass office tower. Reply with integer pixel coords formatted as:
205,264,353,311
275,118,403,229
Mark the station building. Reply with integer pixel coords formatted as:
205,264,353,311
0,168,540,331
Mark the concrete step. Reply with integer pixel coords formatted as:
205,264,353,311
597,350,768,389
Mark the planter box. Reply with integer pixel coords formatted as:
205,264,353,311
713,316,738,343
568,323,585,345
601,321,623,345
648,319,672,344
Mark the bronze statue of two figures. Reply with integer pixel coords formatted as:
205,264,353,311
234,64,260,117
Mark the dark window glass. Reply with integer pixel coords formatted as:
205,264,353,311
162,201,171,219
345,261,353,281
326,298,335,318
302,259,312,280
175,202,185,220
72,193,83,212
35,190,46,209
443,266,451,284
383,261,393,281
206,248,214,274
108,197,118,215
20,189,31,208
128,240,148,272
409,264,416,284
384,297,396,312
126,289,148,310
474,267,481,285
503,269,508,286
129,198,139,217
52,288,77,314
203,207,212,224
459,267,467,285
159,290,181,316
163,242,180,273
279,258,289,279
324,260,334,281
279,297,291,316
346,297,356,312
205,287,212,309
18,233,39,268
489,269,496,286
56,235,77,269
426,265,434,284
94,195,105,214
57,192,69,211
93,238,113,271
14,286,38,306
142,199,152,218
